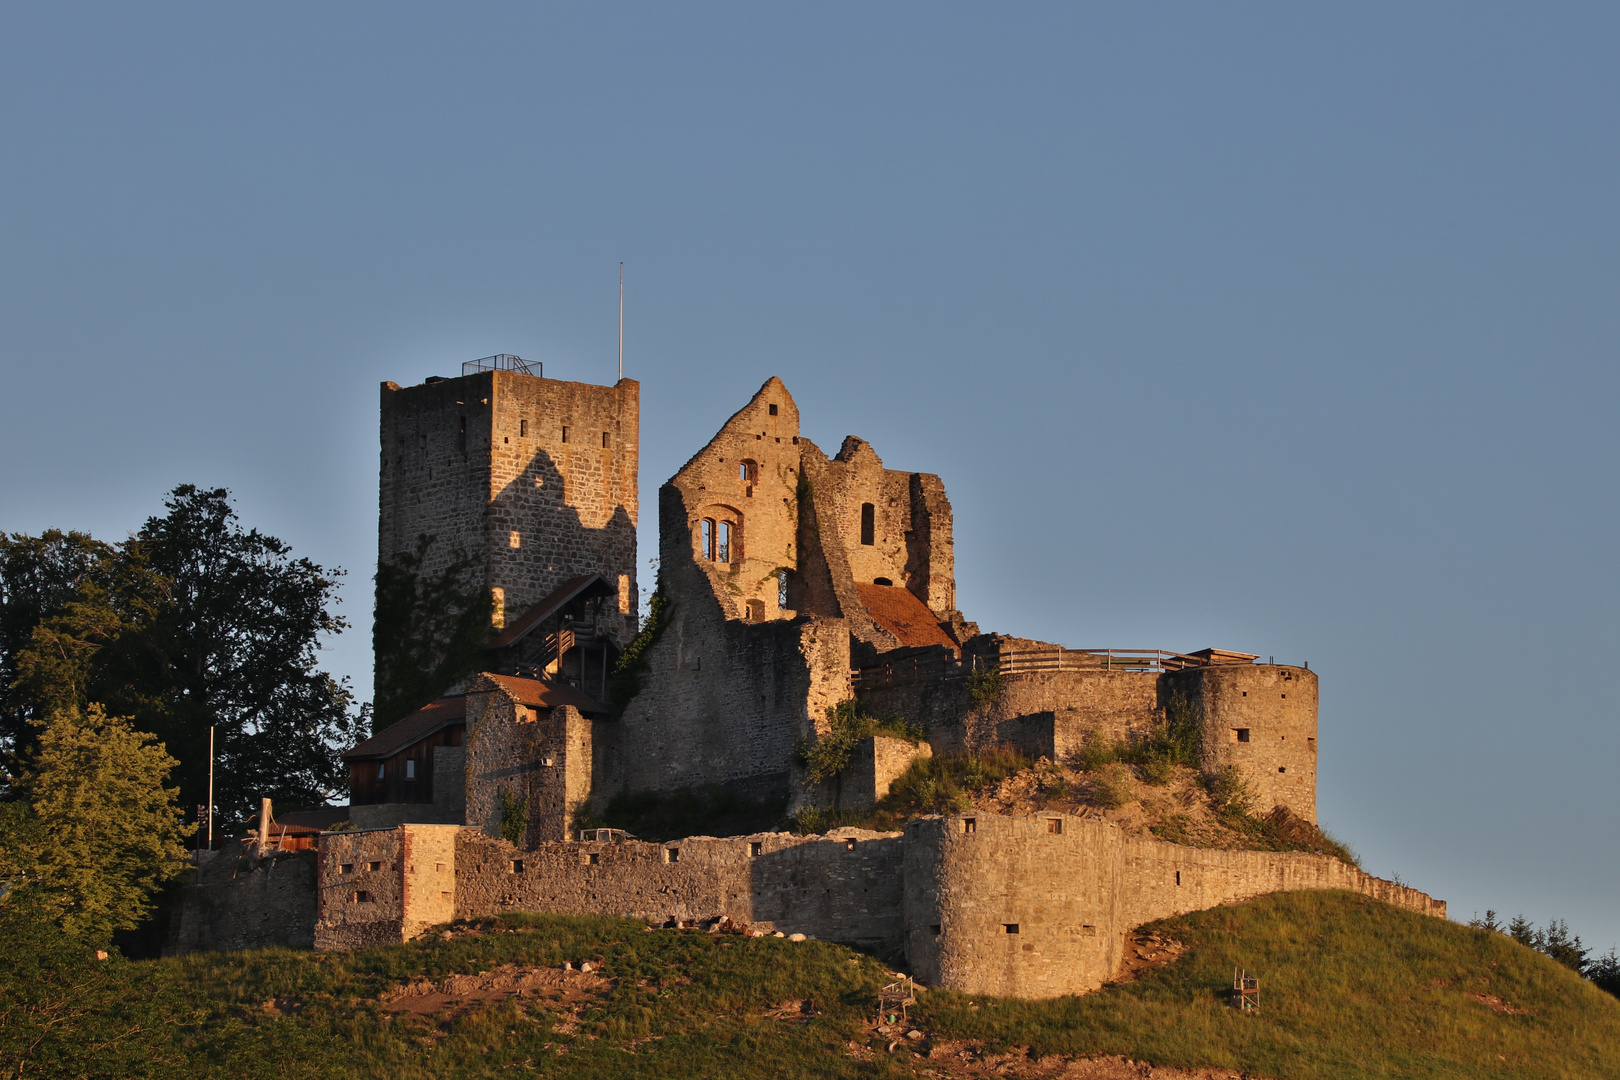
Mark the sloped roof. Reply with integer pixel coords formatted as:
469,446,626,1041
274,807,351,831
853,583,957,652
484,574,614,651
343,696,466,761
476,672,609,713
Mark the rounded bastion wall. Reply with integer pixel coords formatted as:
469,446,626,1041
1169,664,1318,823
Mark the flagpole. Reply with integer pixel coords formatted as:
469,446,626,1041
618,262,624,381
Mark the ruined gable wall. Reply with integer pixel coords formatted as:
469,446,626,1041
903,812,1444,999
667,376,803,622
453,828,904,954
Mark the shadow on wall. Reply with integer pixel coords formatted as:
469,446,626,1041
745,832,907,960
488,447,637,638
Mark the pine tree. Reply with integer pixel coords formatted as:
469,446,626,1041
5,705,191,942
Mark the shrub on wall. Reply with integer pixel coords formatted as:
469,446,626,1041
793,700,924,787
606,586,668,710
373,534,492,730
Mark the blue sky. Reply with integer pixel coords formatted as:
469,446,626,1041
2,5,1616,951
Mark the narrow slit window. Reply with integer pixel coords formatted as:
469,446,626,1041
1175,871,1181,885
602,431,610,447
778,569,789,609
860,503,875,545
561,426,570,443
700,519,715,560
520,419,529,437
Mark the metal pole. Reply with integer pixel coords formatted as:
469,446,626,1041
206,725,215,851
618,262,624,381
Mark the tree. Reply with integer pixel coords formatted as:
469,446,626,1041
6,486,357,828
1590,948,1620,999
0,530,118,758
3,705,190,942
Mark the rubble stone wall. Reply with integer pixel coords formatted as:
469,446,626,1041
164,849,317,955
903,812,1444,998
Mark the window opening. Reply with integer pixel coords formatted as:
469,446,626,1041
520,419,528,437
509,530,521,549
873,577,892,586
716,520,731,563
405,759,416,779
1046,818,1062,834
367,861,382,872
860,503,875,545
768,403,779,415
665,847,680,864
602,431,610,447
778,569,789,609
746,599,764,621
962,818,976,834
1278,766,1287,773
376,763,385,779
739,459,758,484
929,924,942,935
700,519,715,560
510,860,524,873
1176,871,1182,885
354,891,372,903
561,426,570,443
340,863,354,874
1234,728,1250,743
1002,924,1019,934
749,842,762,857
585,852,600,866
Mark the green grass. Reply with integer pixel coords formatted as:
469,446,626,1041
6,891,1618,1079
919,890,1620,1079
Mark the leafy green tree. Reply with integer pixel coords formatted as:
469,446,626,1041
3,705,190,941
0,530,119,758
5,486,356,828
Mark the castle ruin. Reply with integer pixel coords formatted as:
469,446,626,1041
189,359,1442,998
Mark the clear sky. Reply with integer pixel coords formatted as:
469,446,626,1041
2,5,1616,951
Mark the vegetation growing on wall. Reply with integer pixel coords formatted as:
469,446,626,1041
606,584,668,709
793,700,924,787
373,533,492,730
965,663,1003,709
497,786,528,846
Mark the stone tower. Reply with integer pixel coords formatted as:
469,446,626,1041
375,357,639,715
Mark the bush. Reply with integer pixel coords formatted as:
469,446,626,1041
1092,763,1135,809
793,700,923,787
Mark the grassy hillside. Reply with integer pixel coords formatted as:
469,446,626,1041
5,890,1617,1079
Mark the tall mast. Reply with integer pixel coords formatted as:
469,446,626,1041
618,262,624,382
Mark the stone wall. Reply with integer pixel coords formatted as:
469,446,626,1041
164,848,317,955
838,736,932,812
462,679,594,844
903,812,1443,998
1167,664,1318,823
860,661,1318,822
313,827,406,951
858,666,1162,758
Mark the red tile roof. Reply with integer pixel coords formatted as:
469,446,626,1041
853,583,956,652
475,672,609,713
343,696,466,761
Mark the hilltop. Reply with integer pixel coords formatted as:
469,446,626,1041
7,890,1617,1080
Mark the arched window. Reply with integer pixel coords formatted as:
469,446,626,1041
716,520,732,563
860,503,875,546
700,518,715,560
745,599,765,621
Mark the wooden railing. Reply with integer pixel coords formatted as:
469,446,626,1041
852,647,1225,688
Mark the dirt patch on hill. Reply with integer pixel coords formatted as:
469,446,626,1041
379,963,610,1019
